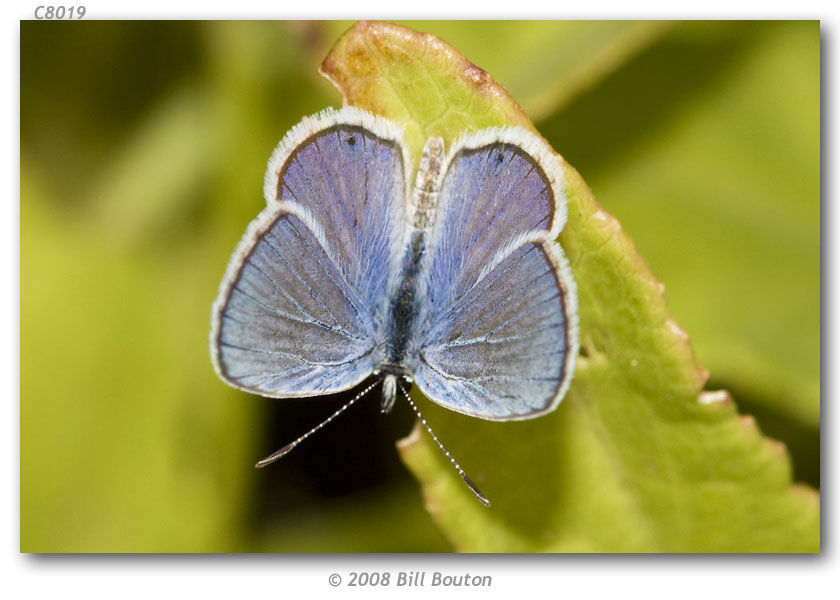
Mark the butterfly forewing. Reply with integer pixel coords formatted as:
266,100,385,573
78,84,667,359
265,109,409,318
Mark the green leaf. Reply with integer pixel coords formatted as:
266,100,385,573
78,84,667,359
321,21,534,157
322,21,820,552
318,20,670,121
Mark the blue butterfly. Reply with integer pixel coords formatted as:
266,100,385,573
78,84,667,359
210,107,578,505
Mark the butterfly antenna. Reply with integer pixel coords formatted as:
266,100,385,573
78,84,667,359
397,382,491,507
255,380,379,468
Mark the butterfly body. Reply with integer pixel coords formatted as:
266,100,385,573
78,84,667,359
377,137,445,382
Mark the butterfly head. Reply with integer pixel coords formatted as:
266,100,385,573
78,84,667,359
373,364,414,414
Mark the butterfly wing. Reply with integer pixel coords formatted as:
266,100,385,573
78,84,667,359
210,108,409,397
414,128,578,420
263,107,410,317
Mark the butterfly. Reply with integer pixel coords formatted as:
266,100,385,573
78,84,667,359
209,107,578,505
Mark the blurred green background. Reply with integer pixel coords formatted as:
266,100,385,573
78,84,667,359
20,20,819,552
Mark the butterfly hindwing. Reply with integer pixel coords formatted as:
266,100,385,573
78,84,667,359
211,206,378,396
